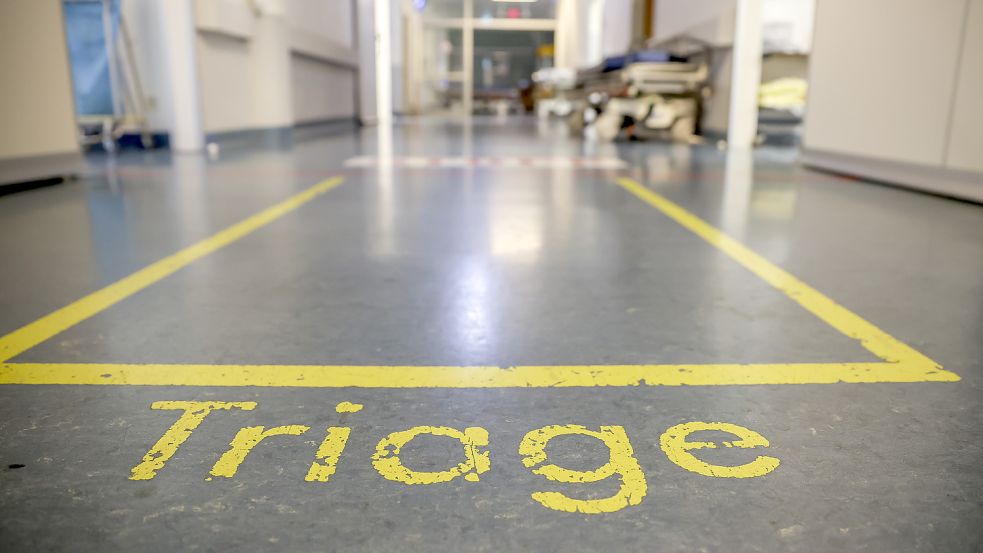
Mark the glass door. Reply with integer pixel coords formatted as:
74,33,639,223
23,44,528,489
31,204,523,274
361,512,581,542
403,0,557,116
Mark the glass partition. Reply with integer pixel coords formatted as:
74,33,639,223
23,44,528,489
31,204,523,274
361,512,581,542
404,0,557,115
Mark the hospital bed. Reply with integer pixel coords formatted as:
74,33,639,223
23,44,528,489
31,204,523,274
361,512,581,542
564,36,713,142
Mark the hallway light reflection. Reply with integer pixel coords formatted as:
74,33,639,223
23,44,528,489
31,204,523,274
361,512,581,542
750,185,799,221
488,181,545,261
548,162,576,245
645,153,673,181
720,148,753,239
490,214,544,259
372,123,397,257
450,255,496,363
169,153,211,245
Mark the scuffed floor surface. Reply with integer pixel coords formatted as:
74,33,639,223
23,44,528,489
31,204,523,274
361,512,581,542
1,117,982,552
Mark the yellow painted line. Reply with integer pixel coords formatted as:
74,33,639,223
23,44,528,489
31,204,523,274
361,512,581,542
0,175,958,388
0,177,345,364
616,177,953,378
0,362,959,387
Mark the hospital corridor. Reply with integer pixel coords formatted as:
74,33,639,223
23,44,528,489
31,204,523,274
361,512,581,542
1,1,982,552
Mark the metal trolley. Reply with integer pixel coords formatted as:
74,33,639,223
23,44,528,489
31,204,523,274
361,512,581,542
63,0,152,152
567,36,714,142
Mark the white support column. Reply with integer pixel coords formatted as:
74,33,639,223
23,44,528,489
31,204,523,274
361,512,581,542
374,0,393,125
357,0,378,125
554,0,574,68
160,0,204,152
462,0,474,116
585,0,604,67
555,0,603,70
727,0,763,149
403,9,422,114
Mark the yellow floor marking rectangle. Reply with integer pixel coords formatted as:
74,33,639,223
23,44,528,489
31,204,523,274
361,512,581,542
0,175,958,388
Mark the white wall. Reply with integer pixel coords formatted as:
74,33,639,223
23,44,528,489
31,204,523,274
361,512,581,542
285,0,359,126
803,0,983,200
195,32,253,133
291,56,357,123
660,0,810,56
356,0,378,123
120,0,175,133
945,0,983,173
601,0,632,58
192,0,359,133
654,0,736,44
123,0,360,136
762,0,814,54
0,0,79,161
390,0,405,113
286,0,355,48
804,0,965,166
653,0,813,51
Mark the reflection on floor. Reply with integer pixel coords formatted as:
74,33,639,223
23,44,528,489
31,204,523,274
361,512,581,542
0,116,981,552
